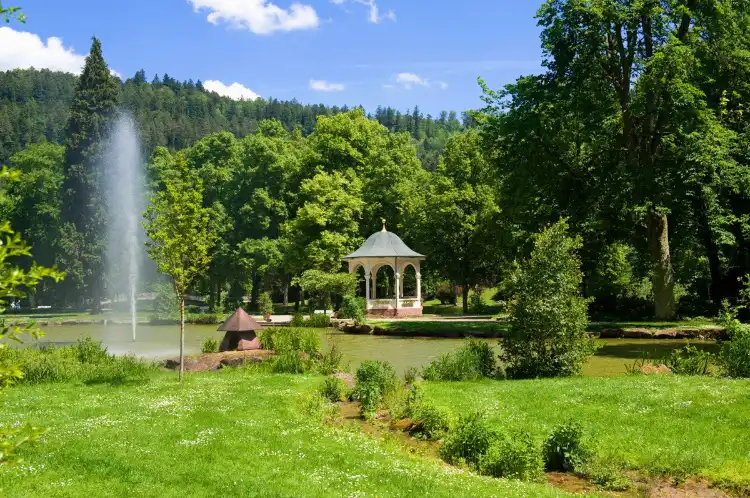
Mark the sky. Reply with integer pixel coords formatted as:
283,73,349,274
0,0,545,116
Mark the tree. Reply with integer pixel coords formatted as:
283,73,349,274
59,37,118,311
0,3,25,23
414,129,502,312
143,155,215,381
502,220,596,379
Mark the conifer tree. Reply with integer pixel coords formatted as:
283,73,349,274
59,37,118,311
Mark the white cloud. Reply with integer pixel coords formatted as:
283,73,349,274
332,0,395,24
437,81,449,90
396,72,429,89
0,27,119,77
382,84,395,89
204,80,261,100
309,79,345,92
188,0,319,35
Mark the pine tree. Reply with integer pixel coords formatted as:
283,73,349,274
59,37,119,311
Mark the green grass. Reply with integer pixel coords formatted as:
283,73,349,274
0,370,570,497
421,376,750,490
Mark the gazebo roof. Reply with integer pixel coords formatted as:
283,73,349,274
217,307,263,332
343,225,425,260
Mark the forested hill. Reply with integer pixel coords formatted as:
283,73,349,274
0,68,466,166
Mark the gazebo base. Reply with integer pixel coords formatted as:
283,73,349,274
367,307,423,317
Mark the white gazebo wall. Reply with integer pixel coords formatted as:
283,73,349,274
348,257,423,317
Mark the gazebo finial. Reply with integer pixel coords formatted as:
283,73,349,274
381,218,387,232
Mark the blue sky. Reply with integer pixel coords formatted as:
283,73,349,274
2,0,545,116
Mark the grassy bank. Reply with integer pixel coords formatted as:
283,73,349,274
0,370,569,497
421,375,750,491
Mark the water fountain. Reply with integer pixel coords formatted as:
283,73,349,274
105,113,143,341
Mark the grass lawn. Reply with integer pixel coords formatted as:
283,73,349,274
422,375,750,491
0,370,570,498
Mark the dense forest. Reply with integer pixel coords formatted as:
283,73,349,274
3,0,750,322
0,68,466,169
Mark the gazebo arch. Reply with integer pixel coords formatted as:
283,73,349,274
343,222,425,317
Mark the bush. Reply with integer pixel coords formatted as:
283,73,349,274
422,339,496,381
271,352,306,374
340,295,366,323
305,313,332,328
502,220,597,379
354,360,399,418
663,344,713,376
258,292,274,316
435,283,457,305
411,402,452,441
543,421,591,472
403,365,419,385
439,412,497,467
152,282,178,320
186,313,221,325
319,376,348,402
290,312,305,327
317,343,343,375
0,338,155,385
718,302,750,378
470,287,486,313
201,337,219,354
259,327,320,357
478,431,544,481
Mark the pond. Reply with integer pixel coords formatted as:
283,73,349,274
30,324,720,377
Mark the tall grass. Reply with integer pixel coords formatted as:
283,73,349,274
0,337,156,385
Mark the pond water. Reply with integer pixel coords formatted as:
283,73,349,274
30,324,719,377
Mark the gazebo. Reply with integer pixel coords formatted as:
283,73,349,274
343,222,425,317
217,307,263,351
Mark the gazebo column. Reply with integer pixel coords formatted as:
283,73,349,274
416,272,422,303
395,271,400,312
365,270,371,308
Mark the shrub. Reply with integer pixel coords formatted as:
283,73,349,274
355,360,398,395
435,283,457,305
422,339,496,381
663,344,713,376
354,360,399,418
305,313,332,328
502,220,597,379
718,301,750,378
201,337,219,354
411,402,452,441
258,292,274,316
543,421,591,472
0,339,155,385
439,412,497,467
356,381,381,418
317,343,343,375
470,287,486,313
186,313,221,325
271,352,306,374
319,376,348,402
290,312,305,327
152,282,178,320
260,327,320,357
340,295,366,323
403,365,419,385
478,431,544,481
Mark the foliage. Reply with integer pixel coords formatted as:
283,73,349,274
410,401,452,441
0,338,155,386
258,292,273,315
319,376,348,403
317,343,343,375
663,344,713,376
303,313,331,329
718,302,750,378
0,3,25,23
260,327,320,358
403,365,419,385
434,283,457,305
469,287,486,314
58,37,119,311
340,295,366,323
543,421,591,473
502,220,597,379
298,270,357,312
422,339,496,381
143,154,216,381
201,338,219,354
150,281,178,321
439,412,497,467
353,360,399,418
477,431,544,481
289,312,304,327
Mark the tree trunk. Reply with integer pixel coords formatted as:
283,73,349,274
282,276,289,306
179,296,185,382
697,196,722,309
208,279,216,312
648,207,676,319
462,283,469,314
